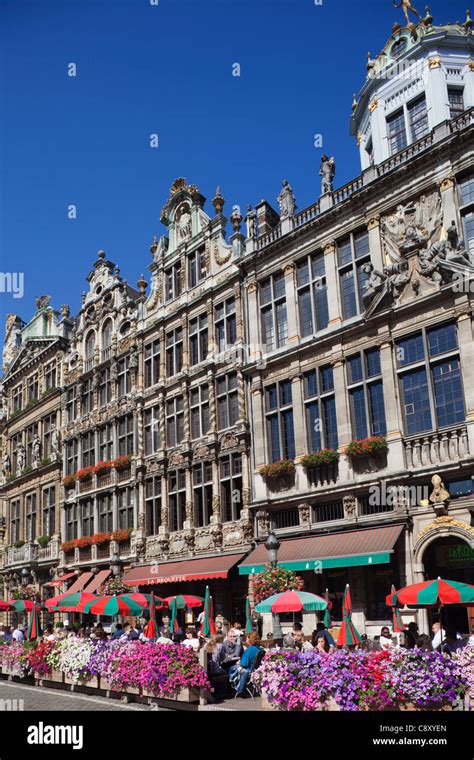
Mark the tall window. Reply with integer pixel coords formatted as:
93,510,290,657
102,320,113,359
118,487,134,529
66,439,78,475
98,494,113,533
66,387,76,423
166,327,183,377
168,469,186,532
10,499,21,543
215,298,237,353
164,262,182,302
66,504,78,540
81,431,95,468
117,356,131,396
193,462,213,527
260,273,287,351
43,413,57,459
220,454,243,522
42,486,56,536
188,247,206,288
27,373,39,403
448,88,464,119
99,368,112,406
216,372,238,429
81,499,94,537
397,322,465,435
144,340,160,387
296,251,329,336
26,493,36,541
190,384,210,439
304,365,338,451
347,348,387,439
189,313,208,366
458,175,474,262
118,415,134,456
26,423,38,465
337,231,371,319
12,385,22,413
145,476,161,536
407,95,429,142
85,332,95,367
166,396,184,447
265,380,295,462
98,423,114,461
144,405,160,455
44,362,56,390
82,377,94,414
387,109,407,154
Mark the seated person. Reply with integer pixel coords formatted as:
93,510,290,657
218,630,243,670
181,627,201,653
228,632,263,696
379,626,394,650
312,622,336,649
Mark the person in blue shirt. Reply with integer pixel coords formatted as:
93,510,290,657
228,632,262,696
312,623,336,649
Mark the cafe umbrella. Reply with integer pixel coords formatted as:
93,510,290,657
143,593,159,639
336,584,362,647
0,600,13,611
202,586,216,636
323,589,331,628
255,590,328,613
390,584,405,633
8,599,40,613
27,605,42,640
79,595,149,616
45,592,100,611
245,597,252,635
386,577,474,608
163,595,203,609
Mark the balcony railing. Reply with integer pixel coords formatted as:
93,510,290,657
404,426,470,469
37,542,59,561
84,357,94,372
292,201,320,228
101,346,112,362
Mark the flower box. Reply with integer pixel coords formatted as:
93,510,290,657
142,687,200,703
300,449,339,467
112,455,132,471
50,669,64,684
63,475,76,489
259,460,295,479
345,436,388,458
76,466,95,482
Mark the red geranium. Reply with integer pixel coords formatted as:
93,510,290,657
76,466,95,482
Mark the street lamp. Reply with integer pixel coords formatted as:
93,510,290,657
21,567,30,587
264,531,283,643
110,552,123,578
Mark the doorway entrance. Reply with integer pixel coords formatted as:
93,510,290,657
422,537,474,633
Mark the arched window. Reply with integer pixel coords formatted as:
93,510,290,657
102,320,113,350
85,331,95,359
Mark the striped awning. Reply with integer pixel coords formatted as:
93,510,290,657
66,572,94,594
123,553,245,586
239,524,404,574
47,572,76,588
83,569,111,594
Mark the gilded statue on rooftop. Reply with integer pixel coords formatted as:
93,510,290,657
393,0,422,27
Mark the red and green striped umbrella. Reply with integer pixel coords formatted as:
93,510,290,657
164,595,203,609
255,590,328,613
120,593,166,610
169,598,179,633
336,585,362,647
8,599,39,613
79,595,148,616
144,594,158,639
0,600,13,611
387,578,474,609
45,592,99,610
27,605,42,640
245,598,252,635
390,585,405,632
323,589,331,628
202,586,216,636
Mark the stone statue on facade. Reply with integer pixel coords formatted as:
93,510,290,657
362,264,387,307
277,180,296,218
177,206,192,243
393,0,422,27
429,474,450,517
418,221,473,283
16,443,26,472
33,434,42,462
320,154,335,195
246,206,257,239
51,424,61,457
2,452,11,477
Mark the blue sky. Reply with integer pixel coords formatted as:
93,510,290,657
0,0,468,333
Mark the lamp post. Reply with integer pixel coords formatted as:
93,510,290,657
110,552,123,578
21,567,30,587
265,531,283,643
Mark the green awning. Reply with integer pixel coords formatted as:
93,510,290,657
239,524,404,575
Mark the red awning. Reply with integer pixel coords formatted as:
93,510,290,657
123,553,245,586
48,572,76,588
83,569,111,594
66,572,94,594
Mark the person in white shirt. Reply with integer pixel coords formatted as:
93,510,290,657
181,627,200,653
12,625,25,642
431,622,443,650
156,629,173,645
230,622,243,642
379,626,394,650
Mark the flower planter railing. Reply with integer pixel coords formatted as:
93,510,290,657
117,467,131,482
79,478,93,493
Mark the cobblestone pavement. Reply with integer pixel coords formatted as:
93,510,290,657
0,680,156,711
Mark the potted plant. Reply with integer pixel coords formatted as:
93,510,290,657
300,449,339,467
63,474,76,489
74,536,93,550
13,539,25,549
94,460,112,476
111,528,132,544
253,565,304,604
91,531,112,546
112,454,131,471
345,435,388,459
36,535,51,548
259,459,295,479
76,466,95,482
61,540,76,554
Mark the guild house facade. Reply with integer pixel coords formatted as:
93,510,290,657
1,9,473,634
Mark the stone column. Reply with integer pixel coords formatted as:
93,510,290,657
60,503,67,542
181,315,189,371
211,459,221,523
413,561,429,634
366,215,384,271
465,60,474,109
456,309,474,452
291,375,306,456
159,328,166,380
438,174,461,231
425,57,449,128
136,402,144,458
206,301,215,359
283,262,298,344
112,492,118,531
368,96,386,164
234,284,244,344
332,355,351,481
93,495,99,535
323,242,341,327
379,338,405,471
160,475,169,533
245,280,260,360
182,379,190,446
251,383,265,467
184,467,193,530
240,449,251,517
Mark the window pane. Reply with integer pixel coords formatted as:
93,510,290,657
402,368,432,434
306,401,322,452
261,308,274,351
337,239,352,266
304,371,318,398
387,109,407,154
314,284,329,330
274,274,286,299
432,360,465,428
298,288,313,337
281,410,295,459
408,96,429,142
459,176,474,205
368,381,387,436
297,260,309,286
348,355,363,383
320,366,334,392
428,323,457,357
268,415,280,462
366,348,381,377
276,302,288,346
323,397,338,449
350,387,367,439
397,333,424,365
354,232,369,259
340,269,357,319
280,380,292,406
